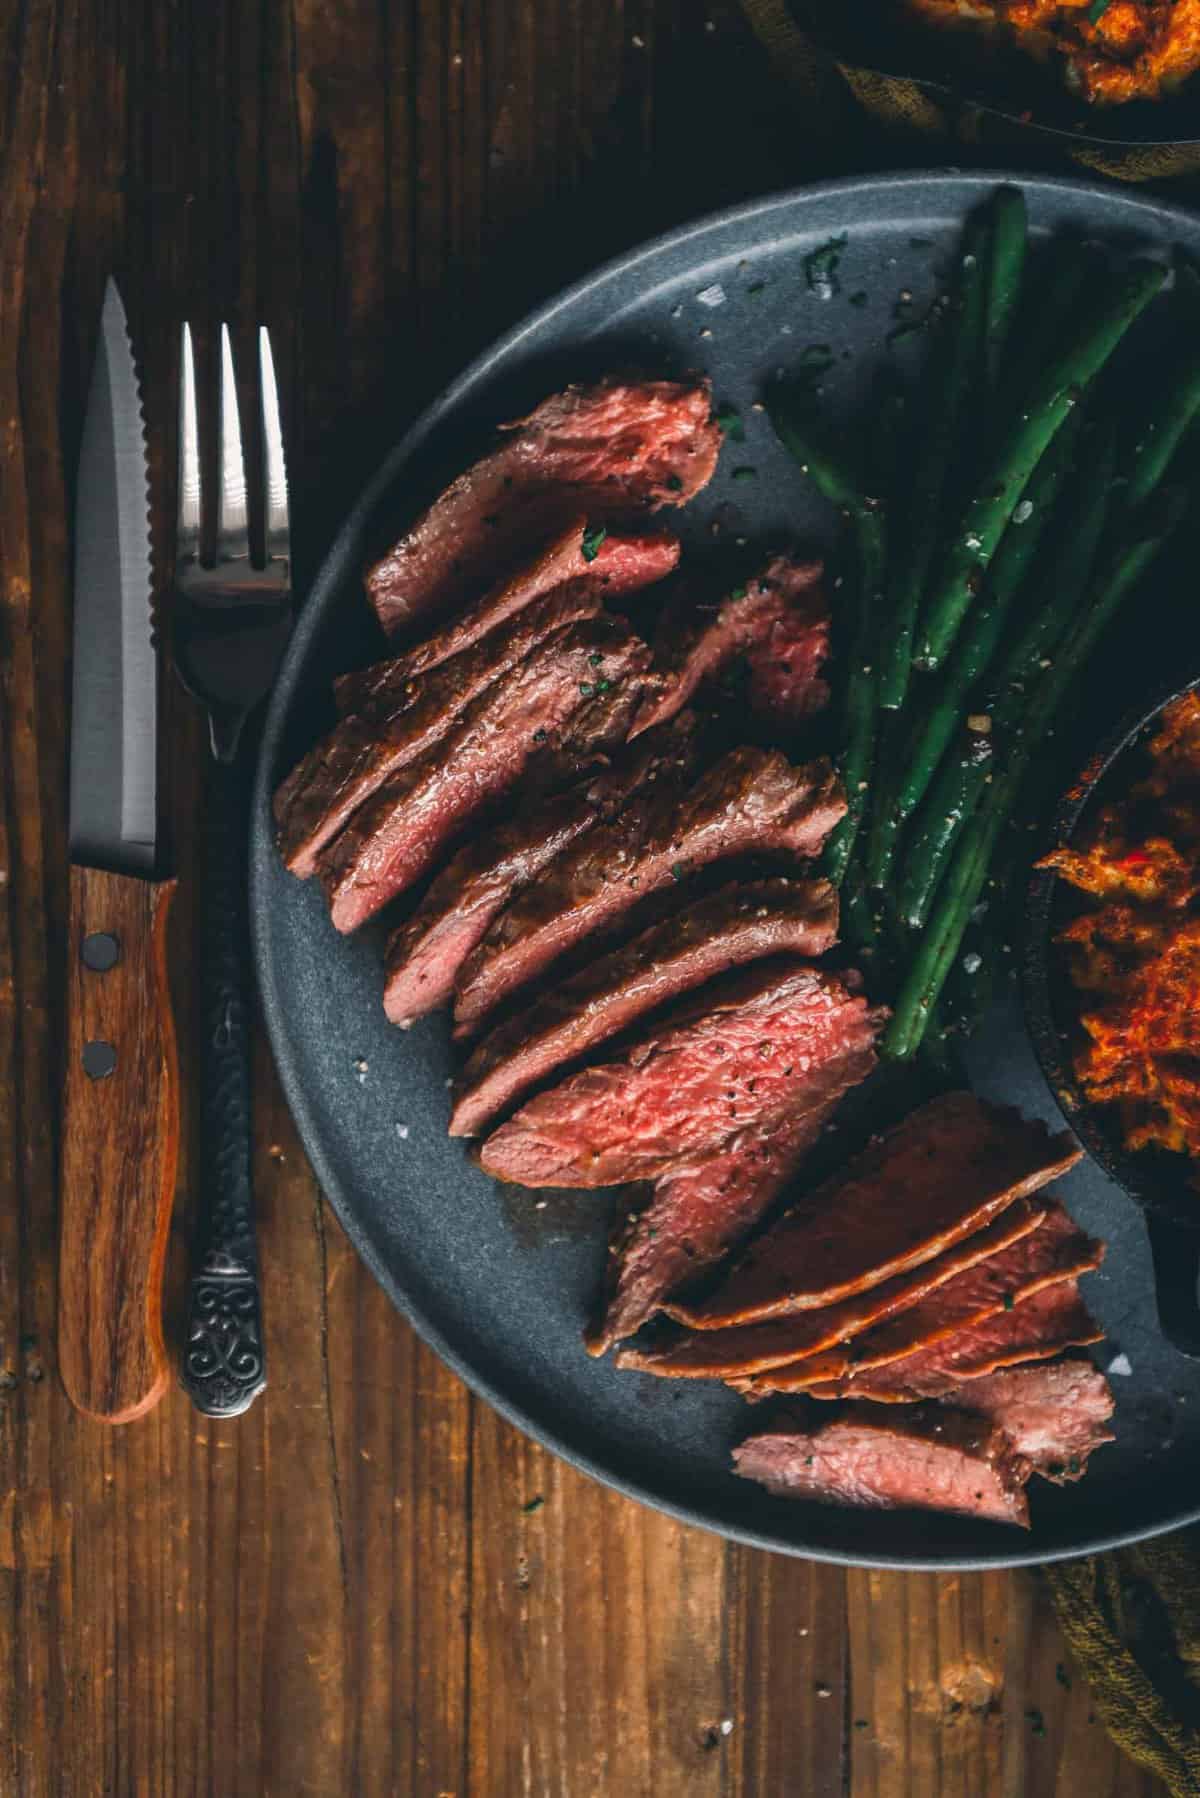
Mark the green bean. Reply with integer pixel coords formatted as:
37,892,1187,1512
983,187,1028,393
885,485,1187,1059
915,258,1165,671
864,408,1082,889
898,423,1118,929
877,210,989,712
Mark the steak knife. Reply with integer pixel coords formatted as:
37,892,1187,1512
58,279,179,1423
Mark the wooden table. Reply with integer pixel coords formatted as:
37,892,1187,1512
0,2,1169,1791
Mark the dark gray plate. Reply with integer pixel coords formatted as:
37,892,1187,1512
253,171,1200,1569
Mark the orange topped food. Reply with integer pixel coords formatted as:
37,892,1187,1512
1042,691,1200,1179
903,0,1200,105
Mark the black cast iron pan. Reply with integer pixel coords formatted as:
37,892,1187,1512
1024,672,1200,1359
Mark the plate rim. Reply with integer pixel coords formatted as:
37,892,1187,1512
253,166,1200,1569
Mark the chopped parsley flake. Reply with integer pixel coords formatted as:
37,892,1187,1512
665,473,684,492
730,585,747,600
522,1495,544,1514
579,681,595,697
731,466,757,483
581,525,607,562
715,405,745,441
849,290,868,308
804,233,847,298
589,651,603,666
1088,0,1113,20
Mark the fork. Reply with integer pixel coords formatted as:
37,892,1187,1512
172,322,293,1417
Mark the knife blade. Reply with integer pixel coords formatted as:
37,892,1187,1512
58,279,180,1424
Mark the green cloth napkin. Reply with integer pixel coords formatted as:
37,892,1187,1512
738,4,1200,1790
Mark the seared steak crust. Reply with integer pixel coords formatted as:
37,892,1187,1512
453,747,846,1038
451,877,840,1138
319,617,649,933
366,379,720,635
479,961,876,1189
381,714,705,1026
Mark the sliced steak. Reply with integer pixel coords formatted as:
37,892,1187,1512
366,378,720,636
669,1093,1082,1331
630,557,828,739
732,1406,1031,1528
381,713,705,1026
479,961,876,1189
744,601,832,727
743,1201,1103,1394
944,1360,1114,1483
276,584,606,878
622,1200,1048,1378
587,1041,880,1356
339,522,679,712
319,617,649,933
451,877,840,1138
453,748,846,1038
802,1282,1104,1404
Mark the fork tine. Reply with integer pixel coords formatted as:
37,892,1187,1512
216,324,250,562
178,323,202,564
259,327,289,560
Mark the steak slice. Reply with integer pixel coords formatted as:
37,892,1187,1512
452,747,846,1038
742,1201,1103,1394
366,378,720,636
381,714,705,1026
669,1093,1082,1331
479,961,876,1189
802,1282,1104,1404
587,1041,880,1357
943,1360,1114,1483
319,617,649,933
744,602,833,727
732,1406,1031,1527
276,584,606,878
622,1200,1048,1378
338,522,679,712
630,557,829,739
451,876,841,1138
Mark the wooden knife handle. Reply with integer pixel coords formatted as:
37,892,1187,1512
58,865,180,1423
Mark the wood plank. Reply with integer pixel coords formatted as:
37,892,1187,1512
726,1546,848,1797
0,0,1178,1792
467,1399,730,1798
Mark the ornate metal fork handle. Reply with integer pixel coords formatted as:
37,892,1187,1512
182,751,266,1417
174,324,291,1418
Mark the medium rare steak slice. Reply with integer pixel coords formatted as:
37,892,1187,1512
670,1093,1082,1331
451,877,841,1138
319,617,649,933
479,961,876,1189
381,714,705,1026
276,584,606,878
453,747,846,1037
630,557,829,739
743,1201,1103,1394
943,1360,1114,1482
366,379,720,635
732,1406,1031,1527
624,1200,1048,1378
744,600,833,727
802,1282,1104,1403
338,522,679,713
587,1041,880,1356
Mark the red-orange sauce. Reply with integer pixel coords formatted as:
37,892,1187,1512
1041,692,1200,1177
903,0,1200,105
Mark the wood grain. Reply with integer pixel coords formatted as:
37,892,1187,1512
0,0,1170,1791
59,867,179,1423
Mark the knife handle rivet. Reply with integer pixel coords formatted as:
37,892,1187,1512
82,1040,117,1081
81,932,120,972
